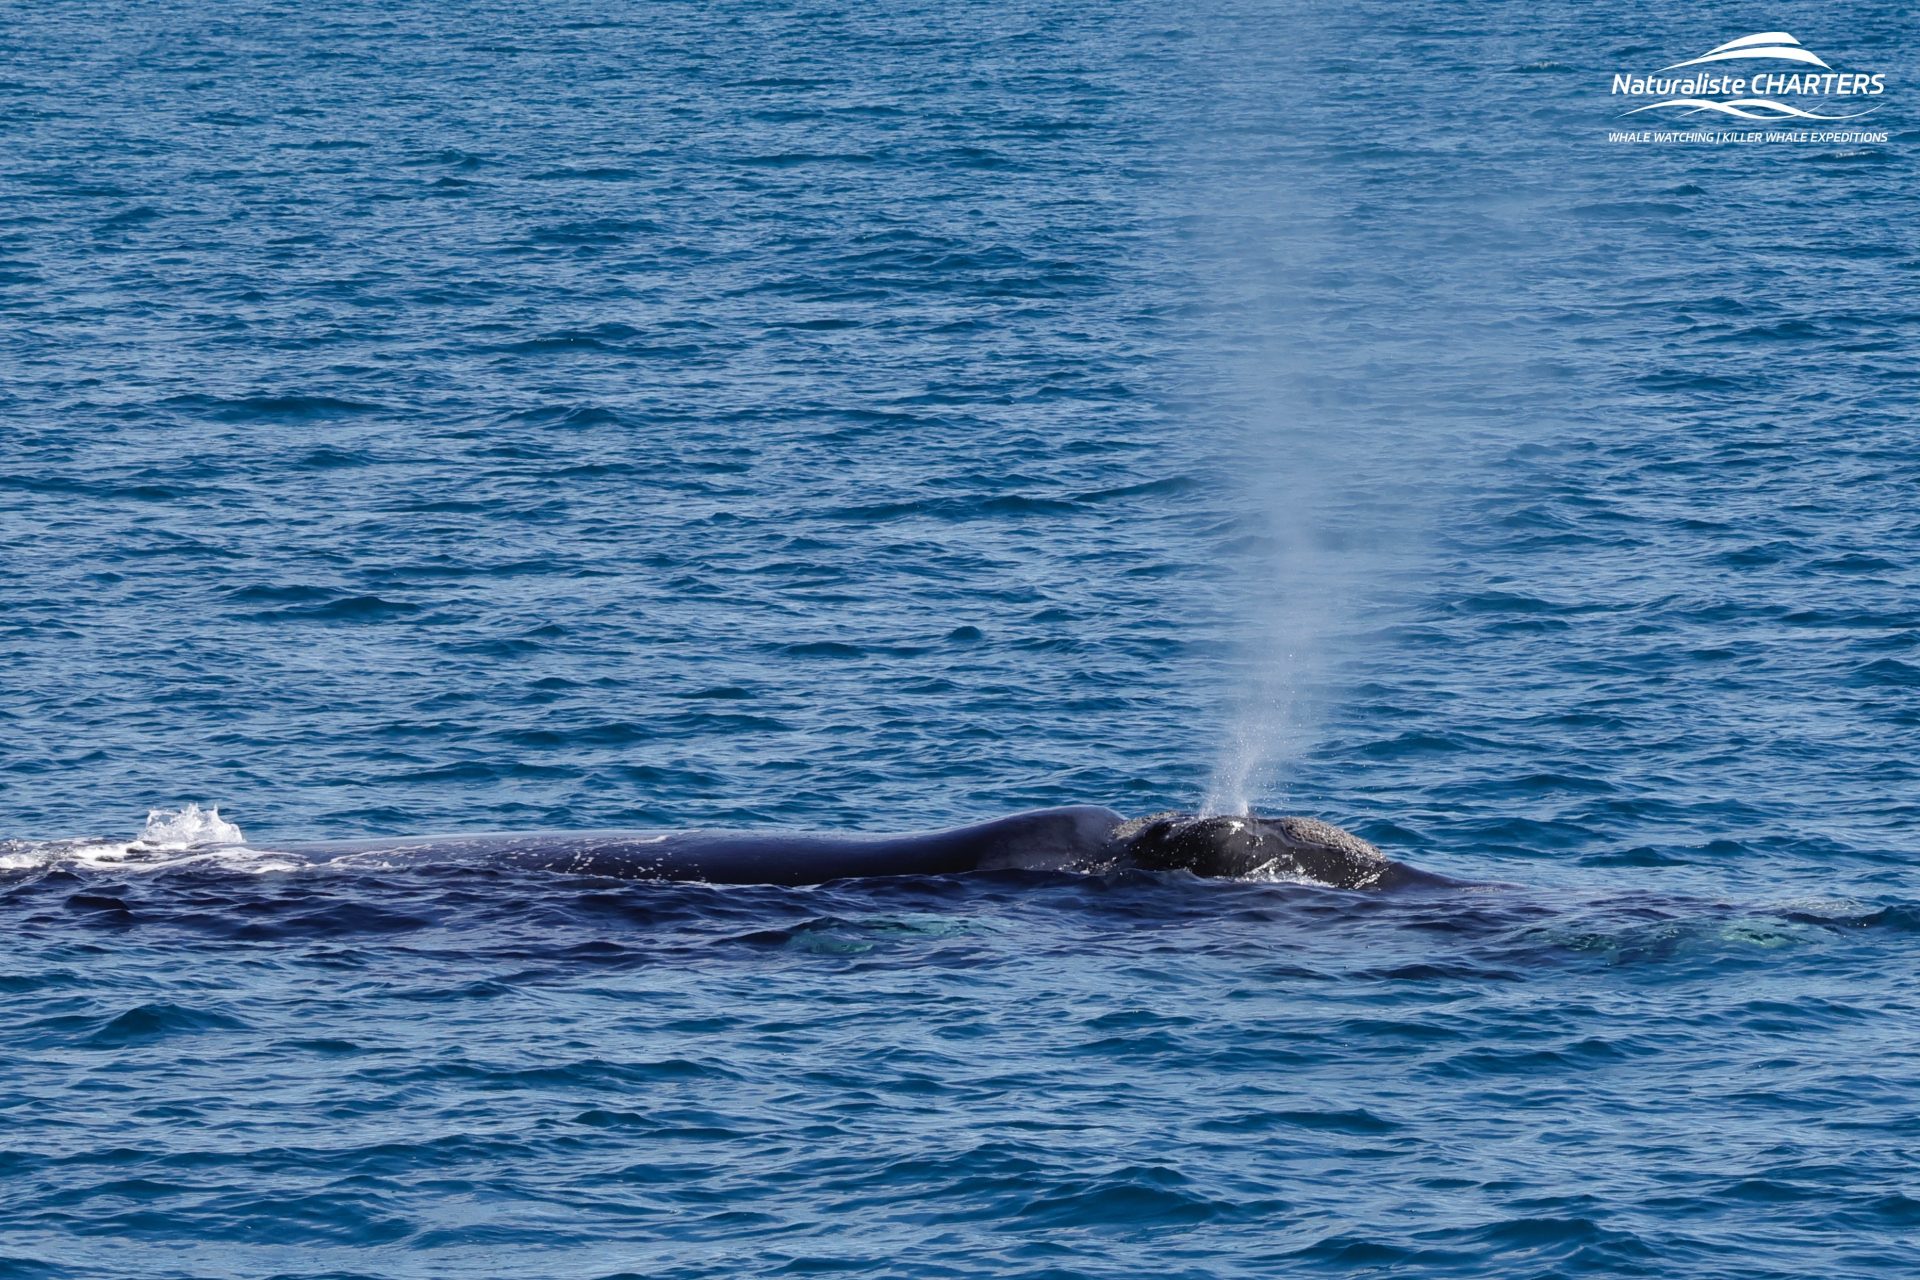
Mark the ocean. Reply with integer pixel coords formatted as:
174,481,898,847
3,1,1918,1276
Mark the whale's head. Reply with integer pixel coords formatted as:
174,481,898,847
1113,811,1397,888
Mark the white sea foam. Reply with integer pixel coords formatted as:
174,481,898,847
0,804,297,875
137,803,246,849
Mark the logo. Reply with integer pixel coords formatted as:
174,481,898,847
1608,31,1889,144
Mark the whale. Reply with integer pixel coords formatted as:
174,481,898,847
275,806,1442,889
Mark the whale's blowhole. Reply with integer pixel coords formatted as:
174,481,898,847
1112,810,1394,888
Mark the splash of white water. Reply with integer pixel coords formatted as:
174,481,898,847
137,802,246,849
0,804,283,875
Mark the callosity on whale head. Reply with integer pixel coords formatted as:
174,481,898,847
1112,811,1400,888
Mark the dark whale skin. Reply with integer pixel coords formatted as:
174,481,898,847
281,805,1127,886
275,805,1440,888
1111,812,1450,890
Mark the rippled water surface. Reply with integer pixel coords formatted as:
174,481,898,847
3,1,1918,1276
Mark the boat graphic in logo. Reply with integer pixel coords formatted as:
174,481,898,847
1610,31,1886,123
1658,32,1829,73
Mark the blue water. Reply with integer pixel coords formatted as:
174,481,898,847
4,1,1919,1275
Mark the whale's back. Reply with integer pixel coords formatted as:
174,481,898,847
282,805,1127,885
